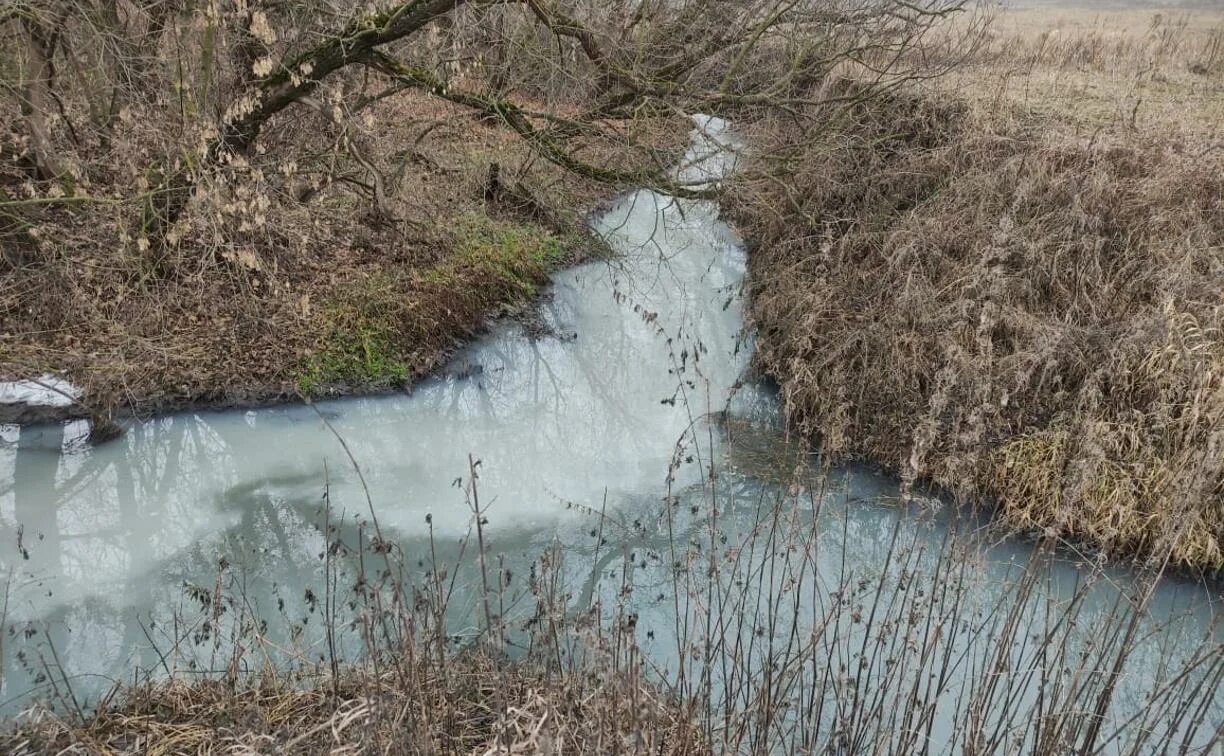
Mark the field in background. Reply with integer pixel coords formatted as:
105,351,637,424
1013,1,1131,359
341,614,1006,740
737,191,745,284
938,4,1223,133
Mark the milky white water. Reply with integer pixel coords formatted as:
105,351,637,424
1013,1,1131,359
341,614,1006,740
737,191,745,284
0,118,1219,748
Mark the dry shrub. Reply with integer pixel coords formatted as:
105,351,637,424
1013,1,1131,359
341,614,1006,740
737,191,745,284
1,654,701,754
730,83,1224,568
0,86,623,419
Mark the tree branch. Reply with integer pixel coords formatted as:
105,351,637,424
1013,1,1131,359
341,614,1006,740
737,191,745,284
364,50,717,200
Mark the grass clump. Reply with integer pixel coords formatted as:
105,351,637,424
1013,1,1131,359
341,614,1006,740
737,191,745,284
424,212,565,299
296,272,416,397
298,330,408,395
2,656,700,755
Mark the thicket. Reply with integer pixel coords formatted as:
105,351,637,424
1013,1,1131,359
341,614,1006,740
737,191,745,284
731,74,1223,568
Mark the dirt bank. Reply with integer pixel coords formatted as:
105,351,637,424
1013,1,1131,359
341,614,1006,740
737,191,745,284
1,92,682,431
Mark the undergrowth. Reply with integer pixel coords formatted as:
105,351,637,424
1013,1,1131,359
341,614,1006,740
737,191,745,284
730,79,1224,569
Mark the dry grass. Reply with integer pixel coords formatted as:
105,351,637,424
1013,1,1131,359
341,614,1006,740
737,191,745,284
730,7,1224,569
1,655,701,754
0,87,681,424
938,6,1224,133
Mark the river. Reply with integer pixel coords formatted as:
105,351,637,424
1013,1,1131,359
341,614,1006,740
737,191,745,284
0,116,1219,751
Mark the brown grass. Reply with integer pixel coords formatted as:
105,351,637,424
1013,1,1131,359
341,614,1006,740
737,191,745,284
729,8,1224,569
0,87,683,424
940,6,1224,133
0,653,701,754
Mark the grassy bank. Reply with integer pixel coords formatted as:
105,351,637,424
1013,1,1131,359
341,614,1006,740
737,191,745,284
730,8,1224,568
0,90,681,428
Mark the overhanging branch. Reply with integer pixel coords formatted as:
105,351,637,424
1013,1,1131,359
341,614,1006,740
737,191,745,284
365,50,718,200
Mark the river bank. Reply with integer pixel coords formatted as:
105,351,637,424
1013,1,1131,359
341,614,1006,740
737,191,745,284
728,9,1224,570
1,99,1219,756
4,2,1219,752
3,5,1218,568
1,91,686,433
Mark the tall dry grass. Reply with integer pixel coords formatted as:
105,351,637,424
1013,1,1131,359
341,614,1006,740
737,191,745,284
730,8,1224,569
2,436,1218,753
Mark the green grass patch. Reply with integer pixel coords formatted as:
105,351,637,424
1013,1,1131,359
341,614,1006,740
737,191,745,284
296,214,567,397
296,272,411,396
296,325,408,396
423,213,564,297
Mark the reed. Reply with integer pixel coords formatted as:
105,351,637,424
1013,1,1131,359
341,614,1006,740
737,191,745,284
728,7,1224,568
2,404,1219,754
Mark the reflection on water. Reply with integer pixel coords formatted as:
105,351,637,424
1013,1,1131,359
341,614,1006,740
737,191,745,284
0,117,749,708
0,117,1219,748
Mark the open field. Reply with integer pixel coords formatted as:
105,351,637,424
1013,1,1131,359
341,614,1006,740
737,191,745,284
938,4,1224,133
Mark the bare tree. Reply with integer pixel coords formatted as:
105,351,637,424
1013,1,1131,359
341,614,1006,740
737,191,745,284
2,0,969,238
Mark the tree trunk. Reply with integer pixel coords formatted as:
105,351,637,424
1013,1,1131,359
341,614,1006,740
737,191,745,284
21,20,64,180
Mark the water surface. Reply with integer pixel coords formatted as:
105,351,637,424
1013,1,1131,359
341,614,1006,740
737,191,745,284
0,118,1219,750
